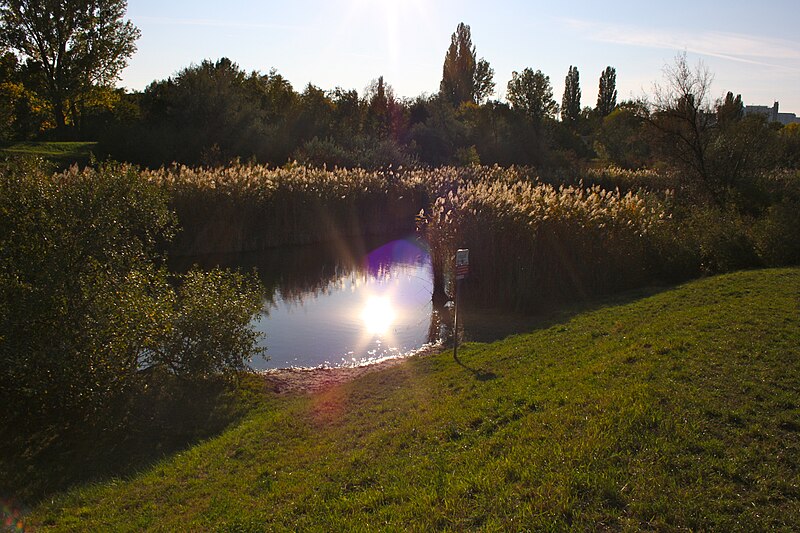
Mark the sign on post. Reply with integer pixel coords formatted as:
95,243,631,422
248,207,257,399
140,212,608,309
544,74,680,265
455,249,469,280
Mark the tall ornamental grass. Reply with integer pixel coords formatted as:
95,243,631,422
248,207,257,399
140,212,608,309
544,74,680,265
142,162,797,311
141,163,529,255
143,163,428,255
420,175,670,311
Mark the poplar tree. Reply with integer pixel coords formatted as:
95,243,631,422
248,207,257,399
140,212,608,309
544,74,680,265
596,66,617,117
716,91,744,124
440,22,494,106
366,75,397,138
561,65,581,124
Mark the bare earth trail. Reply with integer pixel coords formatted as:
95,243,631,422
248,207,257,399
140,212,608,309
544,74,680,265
258,351,435,395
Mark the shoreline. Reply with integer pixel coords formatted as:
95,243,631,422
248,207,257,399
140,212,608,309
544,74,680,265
257,344,443,394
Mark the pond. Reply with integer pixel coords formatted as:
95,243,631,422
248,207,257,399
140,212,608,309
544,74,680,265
174,235,445,370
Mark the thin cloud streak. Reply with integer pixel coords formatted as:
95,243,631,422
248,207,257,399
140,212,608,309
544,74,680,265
563,18,800,72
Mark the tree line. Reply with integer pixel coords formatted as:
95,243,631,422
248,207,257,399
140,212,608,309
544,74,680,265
2,3,799,198
0,18,621,170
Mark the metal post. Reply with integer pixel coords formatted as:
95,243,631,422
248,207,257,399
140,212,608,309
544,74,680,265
453,276,460,360
453,248,469,362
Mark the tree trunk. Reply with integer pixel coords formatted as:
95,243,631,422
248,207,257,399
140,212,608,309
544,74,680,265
53,101,69,140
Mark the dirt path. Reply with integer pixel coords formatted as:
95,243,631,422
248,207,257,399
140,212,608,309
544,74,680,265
258,346,441,395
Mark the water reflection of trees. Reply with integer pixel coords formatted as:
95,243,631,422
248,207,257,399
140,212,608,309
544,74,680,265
171,239,363,307
171,235,445,344
171,234,454,353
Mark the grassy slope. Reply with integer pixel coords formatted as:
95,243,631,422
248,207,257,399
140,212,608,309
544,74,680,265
0,142,97,167
28,268,800,531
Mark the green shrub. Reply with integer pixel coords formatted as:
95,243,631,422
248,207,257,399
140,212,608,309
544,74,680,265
663,169,800,274
689,207,760,273
752,198,800,266
0,159,265,433
0,159,175,428
142,268,265,380
293,135,416,170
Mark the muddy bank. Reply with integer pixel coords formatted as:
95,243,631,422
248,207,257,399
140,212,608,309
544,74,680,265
258,345,442,395
259,359,405,394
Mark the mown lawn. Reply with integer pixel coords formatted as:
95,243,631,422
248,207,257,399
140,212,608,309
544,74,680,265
0,142,97,168
20,268,800,530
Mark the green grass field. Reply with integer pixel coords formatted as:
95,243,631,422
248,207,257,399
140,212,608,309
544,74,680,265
0,142,97,168
14,268,800,530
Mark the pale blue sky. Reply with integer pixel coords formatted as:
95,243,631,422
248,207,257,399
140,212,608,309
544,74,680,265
120,0,800,113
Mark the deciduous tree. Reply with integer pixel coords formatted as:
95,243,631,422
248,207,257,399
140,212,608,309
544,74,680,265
365,75,400,139
506,68,558,121
0,0,140,136
0,50,21,140
136,58,273,165
716,91,743,124
594,101,652,169
473,57,495,105
646,53,718,197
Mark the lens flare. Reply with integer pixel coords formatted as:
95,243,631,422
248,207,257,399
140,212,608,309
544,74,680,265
360,295,396,335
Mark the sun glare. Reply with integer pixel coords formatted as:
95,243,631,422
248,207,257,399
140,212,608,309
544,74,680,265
341,0,430,70
360,295,396,336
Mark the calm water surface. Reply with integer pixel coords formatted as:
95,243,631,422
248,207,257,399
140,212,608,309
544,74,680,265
176,236,440,370
254,238,438,369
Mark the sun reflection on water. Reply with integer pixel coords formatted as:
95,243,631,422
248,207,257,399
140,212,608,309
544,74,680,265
360,294,396,336
248,236,438,369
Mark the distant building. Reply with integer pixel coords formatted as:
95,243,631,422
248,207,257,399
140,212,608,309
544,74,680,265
744,101,800,125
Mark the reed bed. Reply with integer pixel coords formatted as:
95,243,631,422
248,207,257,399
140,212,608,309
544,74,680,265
142,163,529,256
582,166,681,192
144,163,675,310
142,163,429,255
419,175,671,311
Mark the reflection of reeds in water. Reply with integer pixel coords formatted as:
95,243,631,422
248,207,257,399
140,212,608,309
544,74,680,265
426,301,454,346
171,239,363,310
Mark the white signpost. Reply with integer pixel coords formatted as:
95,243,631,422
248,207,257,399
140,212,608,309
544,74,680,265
453,249,469,359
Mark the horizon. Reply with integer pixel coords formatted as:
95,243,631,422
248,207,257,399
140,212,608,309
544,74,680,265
120,0,800,114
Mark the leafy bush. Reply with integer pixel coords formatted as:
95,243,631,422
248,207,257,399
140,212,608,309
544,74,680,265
0,159,265,433
671,169,800,274
593,105,652,169
751,170,800,265
293,137,353,168
751,200,800,266
293,135,416,170
0,159,173,428
142,268,265,380
683,207,760,273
